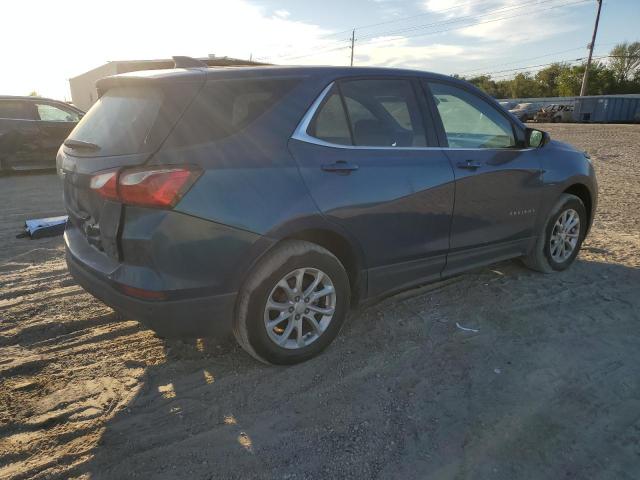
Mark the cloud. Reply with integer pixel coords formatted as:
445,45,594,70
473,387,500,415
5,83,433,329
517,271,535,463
0,0,336,98
352,36,488,71
423,0,475,17
420,0,582,44
0,0,588,99
274,9,290,19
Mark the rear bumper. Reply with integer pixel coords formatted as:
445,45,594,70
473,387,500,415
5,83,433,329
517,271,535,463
66,248,236,338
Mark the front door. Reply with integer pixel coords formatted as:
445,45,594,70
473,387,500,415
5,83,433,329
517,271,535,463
289,78,455,298
424,80,542,275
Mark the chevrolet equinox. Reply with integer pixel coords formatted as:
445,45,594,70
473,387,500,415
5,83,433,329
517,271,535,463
58,62,597,364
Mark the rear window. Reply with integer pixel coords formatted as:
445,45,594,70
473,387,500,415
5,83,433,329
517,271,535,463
67,86,163,156
168,78,300,146
0,100,34,120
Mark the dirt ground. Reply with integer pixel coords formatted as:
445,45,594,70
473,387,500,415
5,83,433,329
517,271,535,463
1,124,639,480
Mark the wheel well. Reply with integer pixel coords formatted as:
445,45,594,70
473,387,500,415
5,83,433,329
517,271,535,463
284,229,362,305
563,184,592,224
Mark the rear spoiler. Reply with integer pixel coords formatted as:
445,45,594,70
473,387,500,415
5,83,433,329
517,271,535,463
96,67,206,99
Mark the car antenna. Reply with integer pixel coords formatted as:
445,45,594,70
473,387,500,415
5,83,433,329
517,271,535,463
172,56,208,68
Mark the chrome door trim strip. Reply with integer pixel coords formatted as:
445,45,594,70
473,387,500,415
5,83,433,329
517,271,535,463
290,81,535,152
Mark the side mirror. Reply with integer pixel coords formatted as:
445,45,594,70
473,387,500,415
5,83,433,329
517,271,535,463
526,128,550,148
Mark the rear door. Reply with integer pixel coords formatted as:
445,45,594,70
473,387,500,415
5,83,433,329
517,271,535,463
289,77,455,297
0,99,39,170
423,80,542,275
35,102,82,167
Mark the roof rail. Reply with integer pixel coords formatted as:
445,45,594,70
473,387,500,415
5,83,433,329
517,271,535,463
172,56,208,68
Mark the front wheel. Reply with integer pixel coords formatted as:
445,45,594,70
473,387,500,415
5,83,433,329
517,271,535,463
523,193,587,273
233,240,350,365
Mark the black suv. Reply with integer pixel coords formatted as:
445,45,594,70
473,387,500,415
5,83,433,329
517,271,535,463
59,64,597,364
0,96,83,172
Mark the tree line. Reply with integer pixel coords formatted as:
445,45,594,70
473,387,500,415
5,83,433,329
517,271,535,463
456,42,640,99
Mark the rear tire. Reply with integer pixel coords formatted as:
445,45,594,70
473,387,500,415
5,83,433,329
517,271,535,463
523,193,587,273
233,240,350,365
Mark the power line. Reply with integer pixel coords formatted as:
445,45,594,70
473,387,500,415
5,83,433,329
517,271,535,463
266,0,596,68
458,41,619,76
275,0,590,64
470,53,628,79
277,44,351,62
458,46,587,75
359,0,591,46
356,0,579,41
271,0,498,62
474,57,589,79
316,0,491,40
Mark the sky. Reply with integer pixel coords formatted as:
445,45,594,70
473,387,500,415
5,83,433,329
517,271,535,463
1,0,638,101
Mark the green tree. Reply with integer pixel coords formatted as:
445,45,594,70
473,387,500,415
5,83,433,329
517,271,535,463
609,41,640,83
28,90,40,97
453,42,640,98
556,62,616,96
534,63,567,97
509,73,540,97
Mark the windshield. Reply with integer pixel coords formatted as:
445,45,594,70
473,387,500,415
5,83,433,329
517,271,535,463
66,86,163,157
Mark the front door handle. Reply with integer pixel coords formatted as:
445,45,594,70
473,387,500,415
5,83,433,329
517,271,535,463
321,161,359,174
456,160,482,170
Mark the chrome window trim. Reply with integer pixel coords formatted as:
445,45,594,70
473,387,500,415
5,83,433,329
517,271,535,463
291,80,534,152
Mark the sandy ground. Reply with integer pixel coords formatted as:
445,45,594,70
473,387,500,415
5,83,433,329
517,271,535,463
1,124,639,480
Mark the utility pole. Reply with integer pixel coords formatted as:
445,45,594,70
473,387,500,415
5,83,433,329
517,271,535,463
350,29,355,67
580,0,603,96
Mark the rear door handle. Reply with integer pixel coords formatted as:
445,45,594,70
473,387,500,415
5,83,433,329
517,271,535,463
456,160,482,170
321,161,359,174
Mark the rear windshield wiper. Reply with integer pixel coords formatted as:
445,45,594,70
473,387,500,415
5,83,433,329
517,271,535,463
64,139,101,151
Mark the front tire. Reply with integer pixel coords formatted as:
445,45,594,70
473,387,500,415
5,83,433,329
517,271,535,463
233,240,350,365
523,193,587,273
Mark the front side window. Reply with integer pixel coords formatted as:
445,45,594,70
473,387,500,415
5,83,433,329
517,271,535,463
428,82,516,149
36,103,80,122
307,79,428,148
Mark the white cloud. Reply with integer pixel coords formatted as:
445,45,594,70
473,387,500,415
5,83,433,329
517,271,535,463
349,35,490,72
420,0,581,44
274,9,291,19
423,0,475,17
0,0,335,99
0,0,587,99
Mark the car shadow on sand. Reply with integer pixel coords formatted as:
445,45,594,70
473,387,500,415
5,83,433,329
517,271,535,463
70,258,640,480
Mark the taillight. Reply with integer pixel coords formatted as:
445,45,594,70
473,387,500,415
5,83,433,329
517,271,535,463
89,171,119,201
90,166,201,209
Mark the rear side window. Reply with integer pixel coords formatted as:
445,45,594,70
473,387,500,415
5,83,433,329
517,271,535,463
0,100,35,120
36,103,80,122
169,78,300,146
67,86,163,156
428,82,515,149
307,79,427,148
308,87,352,146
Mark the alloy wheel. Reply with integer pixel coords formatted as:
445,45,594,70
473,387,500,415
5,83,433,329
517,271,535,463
263,268,337,349
550,208,580,263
